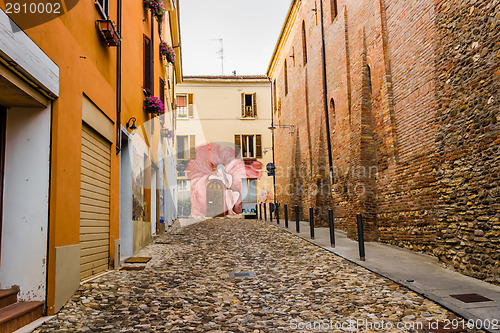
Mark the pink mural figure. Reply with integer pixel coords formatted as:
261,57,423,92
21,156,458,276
186,143,263,216
209,164,239,215
258,189,270,204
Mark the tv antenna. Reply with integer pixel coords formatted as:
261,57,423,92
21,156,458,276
211,38,224,75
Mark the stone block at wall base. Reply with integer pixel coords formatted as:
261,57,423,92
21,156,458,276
54,244,80,313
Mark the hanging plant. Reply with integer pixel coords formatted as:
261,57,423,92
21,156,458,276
144,96,165,114
161,128,175,139
159,41,175,64
144,0,165,22
168,129,175,139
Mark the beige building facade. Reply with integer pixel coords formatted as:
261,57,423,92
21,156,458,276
175,76,273,218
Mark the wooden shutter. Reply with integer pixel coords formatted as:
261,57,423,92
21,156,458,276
234,135,241,158
0,108,6,253
188,93,194,117
143,35,152,94
256,135,262,158
241,93,245,117
80,124,111,280
252,93,257,117
189,135,196,159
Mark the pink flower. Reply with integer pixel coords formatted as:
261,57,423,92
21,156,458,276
159,41,175,64
144,96,165,114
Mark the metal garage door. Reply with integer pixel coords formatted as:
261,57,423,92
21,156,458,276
80,124,111,280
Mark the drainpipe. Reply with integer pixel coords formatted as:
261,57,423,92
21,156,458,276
116,0,122,153
269,77,277,206
319,0,334,184
150,12,155,133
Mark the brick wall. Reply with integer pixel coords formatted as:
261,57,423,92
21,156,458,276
377,0,439,251
270,0,499,283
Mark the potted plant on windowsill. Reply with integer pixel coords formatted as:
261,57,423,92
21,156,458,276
160,41,175,64
144,96,165,115
144,0,165,22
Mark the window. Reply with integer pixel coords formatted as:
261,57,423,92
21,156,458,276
176,95,187,118
302,21,307,65
241,93,257,118
177,136,189,159
241,178,257,214
143,35,153,94
177,135,195,160
176,94,194,118
242,135,254,158
284,60,288,96
159,78,165,107
234,134,262,159
95,0,109,19
330,98,336,129
331,0,338,21
366,65,372,94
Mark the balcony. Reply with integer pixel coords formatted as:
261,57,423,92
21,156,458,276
243,106,254,118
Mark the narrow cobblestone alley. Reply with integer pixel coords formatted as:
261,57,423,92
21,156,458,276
35,219,483,332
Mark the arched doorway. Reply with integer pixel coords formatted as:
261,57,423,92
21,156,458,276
206,180,225,217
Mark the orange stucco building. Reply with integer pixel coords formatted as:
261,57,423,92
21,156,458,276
0,0,182,329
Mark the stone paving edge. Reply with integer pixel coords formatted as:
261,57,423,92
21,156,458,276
271,222,498,333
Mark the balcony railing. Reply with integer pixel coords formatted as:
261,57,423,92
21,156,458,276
243,106,254,118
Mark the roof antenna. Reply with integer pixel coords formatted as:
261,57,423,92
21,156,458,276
211,38,224,75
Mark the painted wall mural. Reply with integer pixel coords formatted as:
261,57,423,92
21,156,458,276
186,143,263,217
132,145,146,221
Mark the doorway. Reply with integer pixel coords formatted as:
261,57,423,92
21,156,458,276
177,180,191,217
119,130,133,259
206,180,224,217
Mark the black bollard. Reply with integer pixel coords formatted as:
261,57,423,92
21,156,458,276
356,213,366,261
259,203,262,220
295,205,300,233
328,209,335,247
309,207,315,239
284,204,288,228
264,203,267,221
270,203,274,223
276,204,280,224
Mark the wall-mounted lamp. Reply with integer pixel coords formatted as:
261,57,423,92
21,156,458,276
269,124,295,135
126,117,137,130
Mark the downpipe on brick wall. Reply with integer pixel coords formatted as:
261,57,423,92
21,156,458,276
116,0,122,153
319,0,335,186
268,77,277,206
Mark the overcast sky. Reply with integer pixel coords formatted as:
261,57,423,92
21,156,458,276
179,0,290,76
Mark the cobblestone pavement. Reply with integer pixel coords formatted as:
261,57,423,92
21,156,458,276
35,219,484,332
